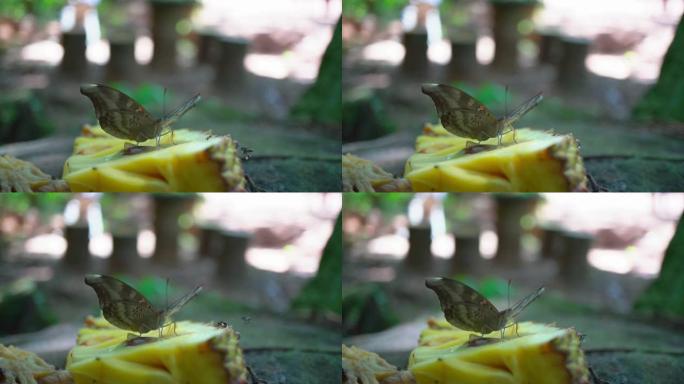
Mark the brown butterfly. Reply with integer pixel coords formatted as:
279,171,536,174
425,277,544,336
421,84,543,142
85,274,202,335
80,84,201,145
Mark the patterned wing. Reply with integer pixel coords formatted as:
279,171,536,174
84,274,161,333
80,84,160,142
502,286,545,323
421,83,499,140
162,285,202,322
425,277,501,333
501,92,543,127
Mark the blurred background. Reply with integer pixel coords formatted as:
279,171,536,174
342,0,684,191
0,0,341,191
342,193,684,381
0,193,341,382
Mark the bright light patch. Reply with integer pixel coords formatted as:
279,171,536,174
89,233,112,258
480,230,497,259
24,234,66,258
367,234,409,260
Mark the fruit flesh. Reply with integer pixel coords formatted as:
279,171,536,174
63,125,245,192
404,124,588,192
66,316,248,384
409,319,590,384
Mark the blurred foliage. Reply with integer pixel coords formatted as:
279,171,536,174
343,0,408,22
343,283,398,336
453,275,512,300
453,81,508,111
0,278,57,336
109,82,167,115
633,14,684,122
0,0,66,23
290,18,341,134
0,91,54,143
291,214,342,316
343,193,413,218
635,212,684,319
342,87,396,143
0,194,70,216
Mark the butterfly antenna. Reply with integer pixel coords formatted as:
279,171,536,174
507,279,511,309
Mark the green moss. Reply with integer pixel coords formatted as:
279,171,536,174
290,18,341,134
635,212,684,319
633,14,684,122
291,214,342,316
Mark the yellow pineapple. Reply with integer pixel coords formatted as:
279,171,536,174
408,318,589,384
62,125,246,192
404,124,588,192
66,316,248,384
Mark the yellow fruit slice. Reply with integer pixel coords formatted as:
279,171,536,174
66,316,248,384
62,125,246,192
342,154,411,192
408,319,589,384
0,154,69,192
404,124,588,192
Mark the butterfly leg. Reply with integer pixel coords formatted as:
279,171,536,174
514,321,520,337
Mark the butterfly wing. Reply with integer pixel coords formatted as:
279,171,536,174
501,92,543,127
158,94,201,132
425,277,501,333
84,274,161,333
421,84,499,140
162,285,202,322
80,84,160,142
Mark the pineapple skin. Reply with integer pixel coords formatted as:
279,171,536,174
66,316,248,384
404,125,588,192
408,320,590,384
63,126,246,192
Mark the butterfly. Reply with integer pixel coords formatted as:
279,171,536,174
84,274,202,335
421,83,543,143
425,277,544,336
80,84,201,146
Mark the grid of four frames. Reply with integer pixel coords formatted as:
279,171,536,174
1,0,684,383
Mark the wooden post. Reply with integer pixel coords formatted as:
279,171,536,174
494,195,538,266
215,230,251,283
64,224,90,269
109,233,138,273
490,1,538,72
539,224,564,259
149,0,195,72
557,231,593,285
401,30,429,78
106,37,138,82
198,225,220,259
214,36,250,91
151,195,195,265
448,39,478,79
537,31,562,65
404,225,432,273
556,37,591,92
197,29,219,65
60,29,87,77
450,231,480,274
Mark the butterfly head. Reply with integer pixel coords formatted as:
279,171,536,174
80,84,99,97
